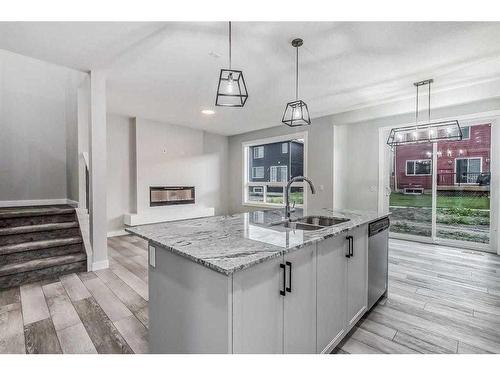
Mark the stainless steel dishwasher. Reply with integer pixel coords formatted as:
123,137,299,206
367,216,390,310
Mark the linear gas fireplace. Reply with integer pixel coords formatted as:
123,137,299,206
150,186,195,207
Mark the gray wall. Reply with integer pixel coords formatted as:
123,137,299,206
107,114,137,233
227,115,334,214
106,114,229,233
0,49,84,202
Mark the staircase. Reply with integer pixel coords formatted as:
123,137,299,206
0,205,87,289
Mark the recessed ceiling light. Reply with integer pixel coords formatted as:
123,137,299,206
201,109,215,115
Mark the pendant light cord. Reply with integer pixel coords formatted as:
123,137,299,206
295,45,299,100
228,21,232,69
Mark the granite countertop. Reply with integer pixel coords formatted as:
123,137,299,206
125,208,388,275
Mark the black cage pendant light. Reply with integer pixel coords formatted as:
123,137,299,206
386,79,462,147
282,38,310,127
215,22,248,107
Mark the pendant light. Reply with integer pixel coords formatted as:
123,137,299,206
215,21,248,107
282,38,310,127
387,79,462,146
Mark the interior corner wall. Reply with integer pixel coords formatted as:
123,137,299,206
227,116,334,214
333,97,500,212
106,115,229,234
0,49,84,203
107,114,136,234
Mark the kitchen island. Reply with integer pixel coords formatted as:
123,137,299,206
126,208,388,354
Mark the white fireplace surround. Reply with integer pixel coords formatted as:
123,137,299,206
121,117,227,228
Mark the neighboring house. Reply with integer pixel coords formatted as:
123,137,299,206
249,140,304,185
394,123,491,193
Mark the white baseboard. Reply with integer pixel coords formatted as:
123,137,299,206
107,229,128,238
0,199,79,208
92,259,109,271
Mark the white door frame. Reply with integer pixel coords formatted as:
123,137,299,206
378,110,500,255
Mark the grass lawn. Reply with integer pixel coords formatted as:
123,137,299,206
390,192,490,210
267,191,303,205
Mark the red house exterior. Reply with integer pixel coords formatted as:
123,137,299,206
394,123,491,193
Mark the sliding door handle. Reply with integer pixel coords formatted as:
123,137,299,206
280,263,286,296
285,261,292,293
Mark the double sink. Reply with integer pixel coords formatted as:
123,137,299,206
270,215,350,231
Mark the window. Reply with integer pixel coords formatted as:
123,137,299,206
244,135,305,207
251,166,264,179
461,126,470,140
281,143,288,154
406,159,431,176
455,158,481,184
270,166,288,182
253,146,264,159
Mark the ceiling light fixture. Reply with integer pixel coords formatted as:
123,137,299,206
201,109,215,115
215,22,248,107
386,79,462,146
282,38,311,127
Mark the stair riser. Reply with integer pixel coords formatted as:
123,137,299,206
0,214,76,228
0,260,87,290
0,228,81,246
0,244,84,265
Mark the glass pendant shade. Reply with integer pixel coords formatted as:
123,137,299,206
215,69,248,107
387,120,462,146
282,99,310,127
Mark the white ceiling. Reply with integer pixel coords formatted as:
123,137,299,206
1,22,500,135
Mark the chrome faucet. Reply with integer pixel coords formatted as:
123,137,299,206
284,176,316,221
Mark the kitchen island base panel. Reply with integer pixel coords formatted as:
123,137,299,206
148,220,373,354
149,243,232,354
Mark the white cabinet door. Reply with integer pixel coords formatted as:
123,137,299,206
283,244,317,354
346,225,368,327
316,236,348,353
232,256,284,353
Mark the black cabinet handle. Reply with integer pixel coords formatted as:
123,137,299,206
286,261,292,293
280,263,286,296
350,236,354,257
345,236,352,258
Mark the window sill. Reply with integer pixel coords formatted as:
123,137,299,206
242,202,304,209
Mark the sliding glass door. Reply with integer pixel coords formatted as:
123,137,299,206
388,122,492,249
390,143,434,239
435,123,491,245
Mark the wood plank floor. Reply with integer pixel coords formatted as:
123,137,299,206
0,235,148,354
336,239,500,354
1,235,499,354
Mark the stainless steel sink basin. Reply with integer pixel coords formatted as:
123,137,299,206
269,216,350,231
297,216,350,227
269,220,323,231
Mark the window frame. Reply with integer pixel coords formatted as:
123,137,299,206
251,166,264,179
281,142,289,154
242,132,308,209
461,126,471,140
270,165,288,183
253,146,264,159
454,157,483,185
405,159,432,176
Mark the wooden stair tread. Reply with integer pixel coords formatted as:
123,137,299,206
0,222,79,236
0,237,82,255
0,253,87,277
0,206,75,219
